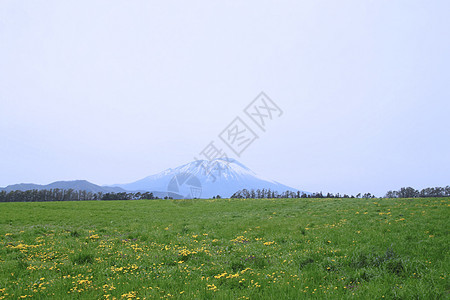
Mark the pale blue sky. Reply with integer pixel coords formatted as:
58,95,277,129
1,1,449,196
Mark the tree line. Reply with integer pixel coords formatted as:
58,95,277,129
230,189,376,199
0,185,449,202
0,189,162,203
231,186,450,199
384,186,450,198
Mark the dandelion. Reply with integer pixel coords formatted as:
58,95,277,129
214,272,228,279
121,291,137,299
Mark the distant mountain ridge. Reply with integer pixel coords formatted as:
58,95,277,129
1,159,306,199
0,180,124,193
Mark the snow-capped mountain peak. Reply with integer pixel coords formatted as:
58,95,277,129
113,159,303,199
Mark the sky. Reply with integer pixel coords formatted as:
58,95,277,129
1,1,449,196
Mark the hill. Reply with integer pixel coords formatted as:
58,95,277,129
0,180,124,193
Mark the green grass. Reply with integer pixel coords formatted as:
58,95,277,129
0,197,448,299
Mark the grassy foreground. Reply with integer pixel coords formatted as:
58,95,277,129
0,198,448,299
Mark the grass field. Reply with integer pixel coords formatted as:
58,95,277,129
0,197,448,299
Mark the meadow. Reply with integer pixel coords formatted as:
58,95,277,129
0,197,448,299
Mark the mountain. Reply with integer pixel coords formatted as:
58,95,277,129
112,158,306,198
1,160,306,199
0,180,125,193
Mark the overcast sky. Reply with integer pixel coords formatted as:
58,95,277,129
1,1,449,196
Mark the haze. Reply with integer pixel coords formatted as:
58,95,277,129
1,1,449,196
